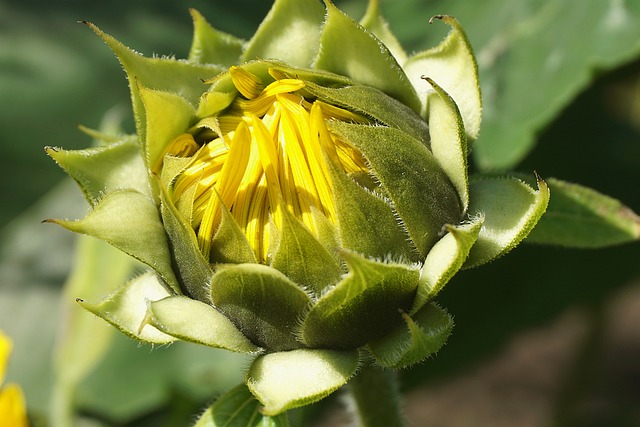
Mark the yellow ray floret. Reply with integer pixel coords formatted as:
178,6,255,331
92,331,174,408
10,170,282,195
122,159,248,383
169,69,371,262
0,331,28,427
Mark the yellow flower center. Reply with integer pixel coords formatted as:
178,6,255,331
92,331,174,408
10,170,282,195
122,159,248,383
164,66,370,262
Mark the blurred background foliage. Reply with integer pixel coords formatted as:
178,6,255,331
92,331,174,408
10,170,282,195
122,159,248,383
1,0,640,426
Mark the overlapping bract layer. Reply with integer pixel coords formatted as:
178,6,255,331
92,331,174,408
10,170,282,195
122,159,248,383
47,0,549,417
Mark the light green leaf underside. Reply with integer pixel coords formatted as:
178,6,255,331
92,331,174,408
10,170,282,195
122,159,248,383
325,152,418,262
210,264,312,352
368,303,453,369
48,189,180,292
359,0,408,65
45,138,149,207
425,77,469,212
188,9,244,66
330,122,461,257
246,348,359,416
85,23,222,140
465,175,549,268
526,178,640,247
314,1,421,112
404,16,481,141
241,0,325,67
301,252,419,349
411,217,484,314
271,207,343,295
195,384,289,427
304,82,429,145
159,185,213,303
77,272,175,344
147,296,259,353
139,86,195,174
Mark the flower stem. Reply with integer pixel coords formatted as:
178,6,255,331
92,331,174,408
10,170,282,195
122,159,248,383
348,364,405,427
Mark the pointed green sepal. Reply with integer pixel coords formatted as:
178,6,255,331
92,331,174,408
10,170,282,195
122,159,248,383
45,139,149,206
47,189,180,292
138,85,196,174
210,264,312,351
425,77,469,212
188,9,244,66
359,0,407,65
241,0,325,67
404,16,481,141
325,152,418,262
77,272,175,344
301,252,419,349
314,1,420,112
246,348,359,416
526,178,640,247
194,384,289,427
83,22,223,139
196,90,237,119
411,216,484,314
209,197,258,265
330,122,461,257
304,82,429,145
159,184,213,302
368,303,453,369
268,62,355,88
146,296,259,353
271,207,342,295
465,175,550,268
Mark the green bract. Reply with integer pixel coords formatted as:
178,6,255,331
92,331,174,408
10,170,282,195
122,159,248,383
47,0,549,419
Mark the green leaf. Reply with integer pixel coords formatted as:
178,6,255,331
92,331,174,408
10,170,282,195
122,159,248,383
146,296,259,353
84,23,222,139
411,217,484,314
138,85,195,174
314,1,421,112
465,175,549,268
329,122,461,257
359,0,407,64
241,0,325,67
195,384,289,427
188,9,244,66
368,303,453,369
301,252,419,349
45,138,149,207
444,0,640,169
304,82,429,145
324,151,418,262
47,189,180,292
425,77,469,212
159,185,213,303
210,264,312,351
404,15,481,141
526,178,640,247
271,207,343,295
77,272,175,344
246,348,359,416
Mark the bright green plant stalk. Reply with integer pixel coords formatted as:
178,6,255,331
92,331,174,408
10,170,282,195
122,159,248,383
349,365,405,427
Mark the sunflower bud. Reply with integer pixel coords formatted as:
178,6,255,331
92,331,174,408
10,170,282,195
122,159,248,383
47,0,549,416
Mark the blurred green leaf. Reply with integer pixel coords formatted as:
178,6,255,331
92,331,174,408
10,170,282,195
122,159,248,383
51,234,135,427
377,0,640,169
527,177,640,247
